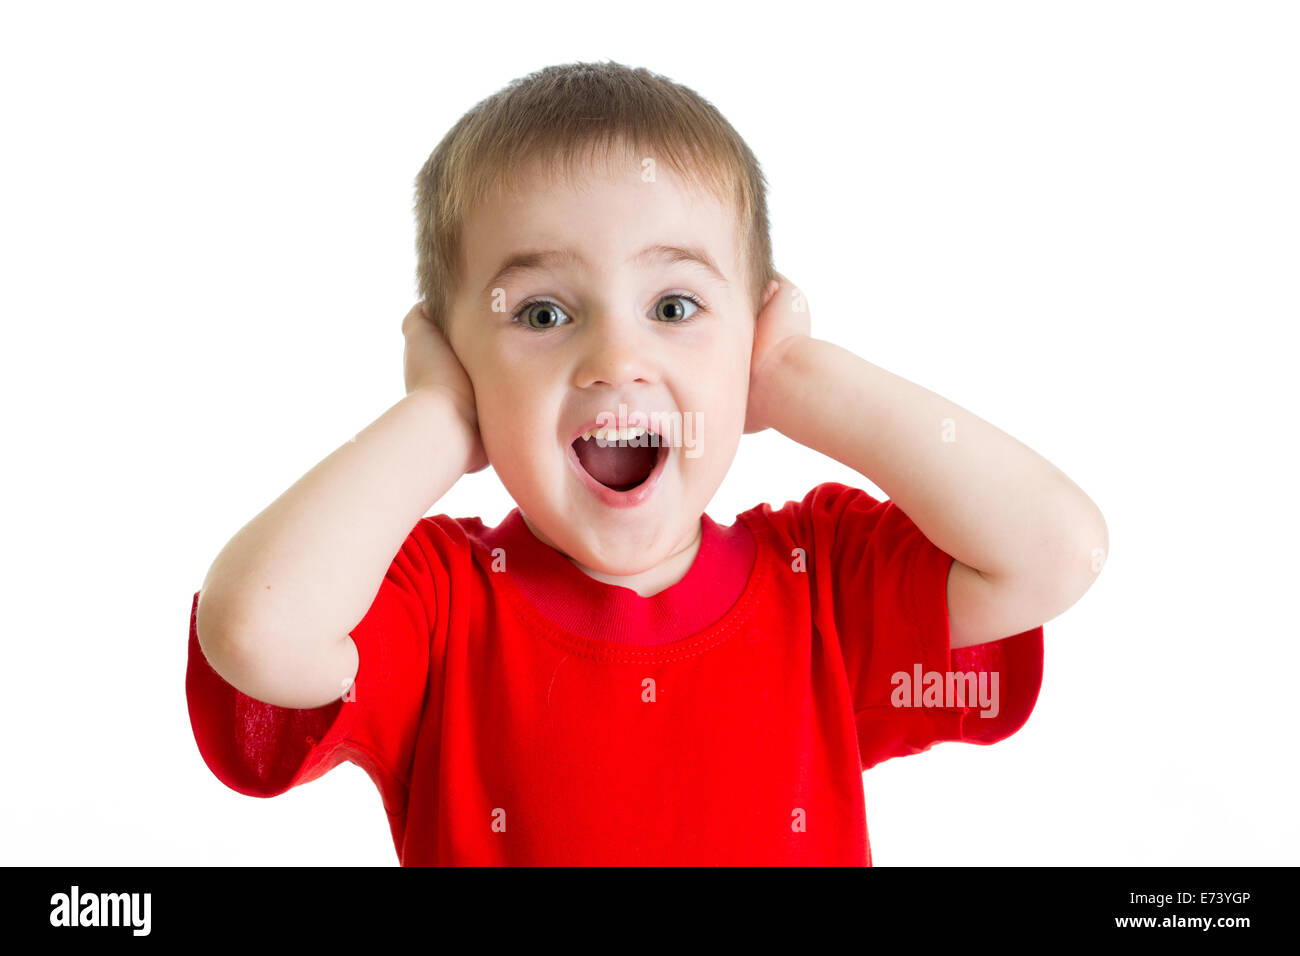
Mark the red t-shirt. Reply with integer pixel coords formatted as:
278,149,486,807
186,482,1043,865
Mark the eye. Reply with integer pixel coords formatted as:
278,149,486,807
653,292,705,324
514,299,571,330
512,291,707,330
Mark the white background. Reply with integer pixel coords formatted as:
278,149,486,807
2,0,1295,865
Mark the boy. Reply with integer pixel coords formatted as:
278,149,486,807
187,61,1106,865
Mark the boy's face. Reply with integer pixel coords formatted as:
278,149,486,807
447,147,755,576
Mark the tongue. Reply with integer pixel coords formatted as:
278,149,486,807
573,438,658,491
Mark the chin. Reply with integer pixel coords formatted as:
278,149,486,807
510,461,709,572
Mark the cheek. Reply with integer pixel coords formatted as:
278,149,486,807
477,378,561,475
681,333,746,387
675,364,748,459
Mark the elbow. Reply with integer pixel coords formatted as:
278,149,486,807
1044,512,1109,618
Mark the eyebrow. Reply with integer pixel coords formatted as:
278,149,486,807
481,243,729,296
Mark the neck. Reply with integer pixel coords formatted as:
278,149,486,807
520,514,703,598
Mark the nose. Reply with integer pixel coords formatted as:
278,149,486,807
571,312,660,389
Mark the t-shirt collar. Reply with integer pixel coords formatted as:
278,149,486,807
476,508,756,645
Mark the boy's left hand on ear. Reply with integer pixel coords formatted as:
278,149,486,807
744,271,812,434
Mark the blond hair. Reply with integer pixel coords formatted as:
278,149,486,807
414,60,776,333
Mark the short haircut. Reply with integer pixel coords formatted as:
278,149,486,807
414,60,776,334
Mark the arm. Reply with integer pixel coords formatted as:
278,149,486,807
747,277,1108,648
196,304,485,709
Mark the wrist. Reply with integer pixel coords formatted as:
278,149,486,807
749,334,814,434
409,382,476,428
406,384,488,475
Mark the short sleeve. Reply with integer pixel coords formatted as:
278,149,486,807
773,483,1044,771
186,521,444,815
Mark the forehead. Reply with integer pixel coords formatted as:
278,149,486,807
460,151,741,286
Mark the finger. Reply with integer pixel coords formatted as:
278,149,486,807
772,273,797,303
402,302,426,335
761,278,781,311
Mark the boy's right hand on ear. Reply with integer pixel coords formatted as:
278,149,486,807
402,302,489,474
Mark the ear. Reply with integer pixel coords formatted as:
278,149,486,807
758,278,781,314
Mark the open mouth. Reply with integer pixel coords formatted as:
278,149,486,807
571,427,665,492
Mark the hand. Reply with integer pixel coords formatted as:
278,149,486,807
402,303,489,474
744,272,812,435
